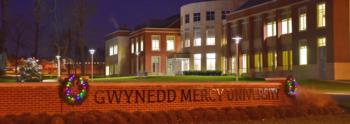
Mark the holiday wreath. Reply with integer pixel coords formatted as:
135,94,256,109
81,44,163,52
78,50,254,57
285,77,298,96
60,75,89,105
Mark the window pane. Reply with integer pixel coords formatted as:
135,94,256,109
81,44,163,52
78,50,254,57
231,57,236,74
282,19,288,34
181,59,190,71
254,53,262,72
267,21,276,37
299,13,307,31
140,40,144,51
152,35,160,51
206,11,215,21
105,66,110,76
109,46,113,56
185,14,190,23
194,54,201,70
206,53,216,70
194,29,201,46
113,45,118,55
131,43,134,53
194,13,200,22
167,36,175,51
206,29,215,45
242,54,248,73
136,42,139,53
299,46,308,65
184,32,190,47
317,3,326,27
318,37,326,47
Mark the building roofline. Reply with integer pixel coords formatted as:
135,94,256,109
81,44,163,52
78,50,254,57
228,0,275,16
130,28,180,36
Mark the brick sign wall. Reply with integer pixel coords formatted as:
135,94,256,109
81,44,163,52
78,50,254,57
0,82,289,115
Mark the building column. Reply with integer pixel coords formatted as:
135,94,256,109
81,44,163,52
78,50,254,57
226,23,232,74
237,20,242,75
261,14,268,74
248,16,255,77
276,10,283,71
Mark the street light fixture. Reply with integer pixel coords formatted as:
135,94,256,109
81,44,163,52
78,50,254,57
232,36,242,81
89,49,95,81
56,55,61,79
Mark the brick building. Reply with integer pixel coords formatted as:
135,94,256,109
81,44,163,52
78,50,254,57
105,15,181,76
225,0,350,80
105,0,350,80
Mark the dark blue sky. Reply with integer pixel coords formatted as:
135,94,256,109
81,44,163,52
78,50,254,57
87,0,202,47
5,0,202,58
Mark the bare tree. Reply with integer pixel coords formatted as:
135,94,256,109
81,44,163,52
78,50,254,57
72,0,95,75
32,0,42,58
0,0,8,53
8,17,30,79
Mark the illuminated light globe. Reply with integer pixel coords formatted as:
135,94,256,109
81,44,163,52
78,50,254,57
285,77,298,97
60,75,89,105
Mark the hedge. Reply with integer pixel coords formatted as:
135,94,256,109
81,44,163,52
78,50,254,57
183,70,222,76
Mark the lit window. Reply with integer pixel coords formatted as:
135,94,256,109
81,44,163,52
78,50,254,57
131,43,134,54
254,53,262,72
194,54,201,70
166,36,175,51
267,21,276,37
282,50,292,71
184,32,190,47
185,39,190,47
206,29,215,45
105,66,110,76
299,45,308,65
152,35,160,51
231,57,236,74
185,14,190,23
135,41,139,53
206,11,215,21
181,59,190,71
194,29,201,46
109,46,113,56
113,45,118,55
318,37,326,47
140,37,144,51
317,3,326,27
299,13,307,31
193,13,200,22
268,51,276,71
206,53,216,70
242,54,248,73
282,18,292,34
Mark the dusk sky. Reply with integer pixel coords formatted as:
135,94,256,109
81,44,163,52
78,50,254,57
5,0,202,58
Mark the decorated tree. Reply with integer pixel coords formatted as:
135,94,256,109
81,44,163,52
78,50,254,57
18,57,42,82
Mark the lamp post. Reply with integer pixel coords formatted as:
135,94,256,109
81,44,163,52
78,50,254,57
89,49,95,81
232,36,242,81
56,55,61,79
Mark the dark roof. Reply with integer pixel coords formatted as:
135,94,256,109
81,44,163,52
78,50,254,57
135,14,180,30
236,0,272,11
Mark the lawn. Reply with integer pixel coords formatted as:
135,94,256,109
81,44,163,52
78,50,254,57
221,114,350,124
94,76,264,83
298,80,350,93
0,77,16,82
